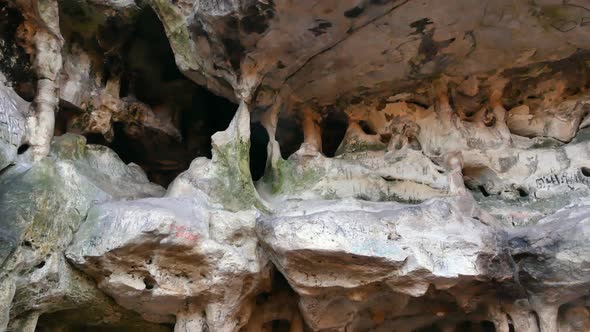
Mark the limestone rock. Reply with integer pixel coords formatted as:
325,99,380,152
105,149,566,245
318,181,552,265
66,196,270,330
3,0,590,331
0,133,164,331
168,102,268,212
257,197,508,330
0,81,27,171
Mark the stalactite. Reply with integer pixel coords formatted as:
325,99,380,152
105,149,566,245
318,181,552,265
16,0,63,160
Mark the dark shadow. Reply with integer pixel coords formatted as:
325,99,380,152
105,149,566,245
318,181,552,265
275,116,304,159
250,122,269,181
321,110,348,157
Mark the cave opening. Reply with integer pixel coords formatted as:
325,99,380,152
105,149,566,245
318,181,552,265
55,6,238,187
321,110,348,157
108,8,238,187
250,122,269,181
276,115,304,159
0,0,36,101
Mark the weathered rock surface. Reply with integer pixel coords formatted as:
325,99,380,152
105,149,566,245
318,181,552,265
0,133,165,331
0,80,27,170
67,197,269,329
2,0,590,331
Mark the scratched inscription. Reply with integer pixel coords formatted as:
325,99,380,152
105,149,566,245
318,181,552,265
0,89,25,147
546,0,590,32
535,170,590,190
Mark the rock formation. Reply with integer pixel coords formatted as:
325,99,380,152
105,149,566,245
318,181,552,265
1,0,590,331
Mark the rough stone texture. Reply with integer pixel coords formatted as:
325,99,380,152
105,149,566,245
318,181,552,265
0,80,27,170
67,197,270,329
0,133,164,331
2,0,590,331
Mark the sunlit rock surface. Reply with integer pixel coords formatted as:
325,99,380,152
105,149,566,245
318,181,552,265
1,0,590,331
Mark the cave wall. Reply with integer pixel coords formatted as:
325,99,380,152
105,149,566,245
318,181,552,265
1,0,590,331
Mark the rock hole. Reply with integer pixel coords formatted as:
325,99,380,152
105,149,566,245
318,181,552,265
84,133,109,145
35,261,46,269
414,324,442,332
344,6,364,18
276,115,304,159
379,133,392,144
358,120,377,135
480,321,496,332
250,122,269,181
321,110,348,157
517,187,529,197
581,167,590,177
143,276,156,290
262,319,291,332
17,144,29,155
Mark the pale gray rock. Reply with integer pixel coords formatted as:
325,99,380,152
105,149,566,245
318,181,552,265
8,254,172,332
3,0,590,331
0,133,164,331
0,133,163,268
0,81,27,171
66,196,270,330
507,201,590,332
168,102,268,212
257,197,509,330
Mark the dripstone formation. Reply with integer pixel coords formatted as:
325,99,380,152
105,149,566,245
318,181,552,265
1,0,590,331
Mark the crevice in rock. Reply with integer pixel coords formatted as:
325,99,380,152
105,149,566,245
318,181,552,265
0,164,13,178
250,121,269,181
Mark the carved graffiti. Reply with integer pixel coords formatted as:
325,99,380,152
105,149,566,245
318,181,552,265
0,90,25,147
544,0,590,32
535,170,590,190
